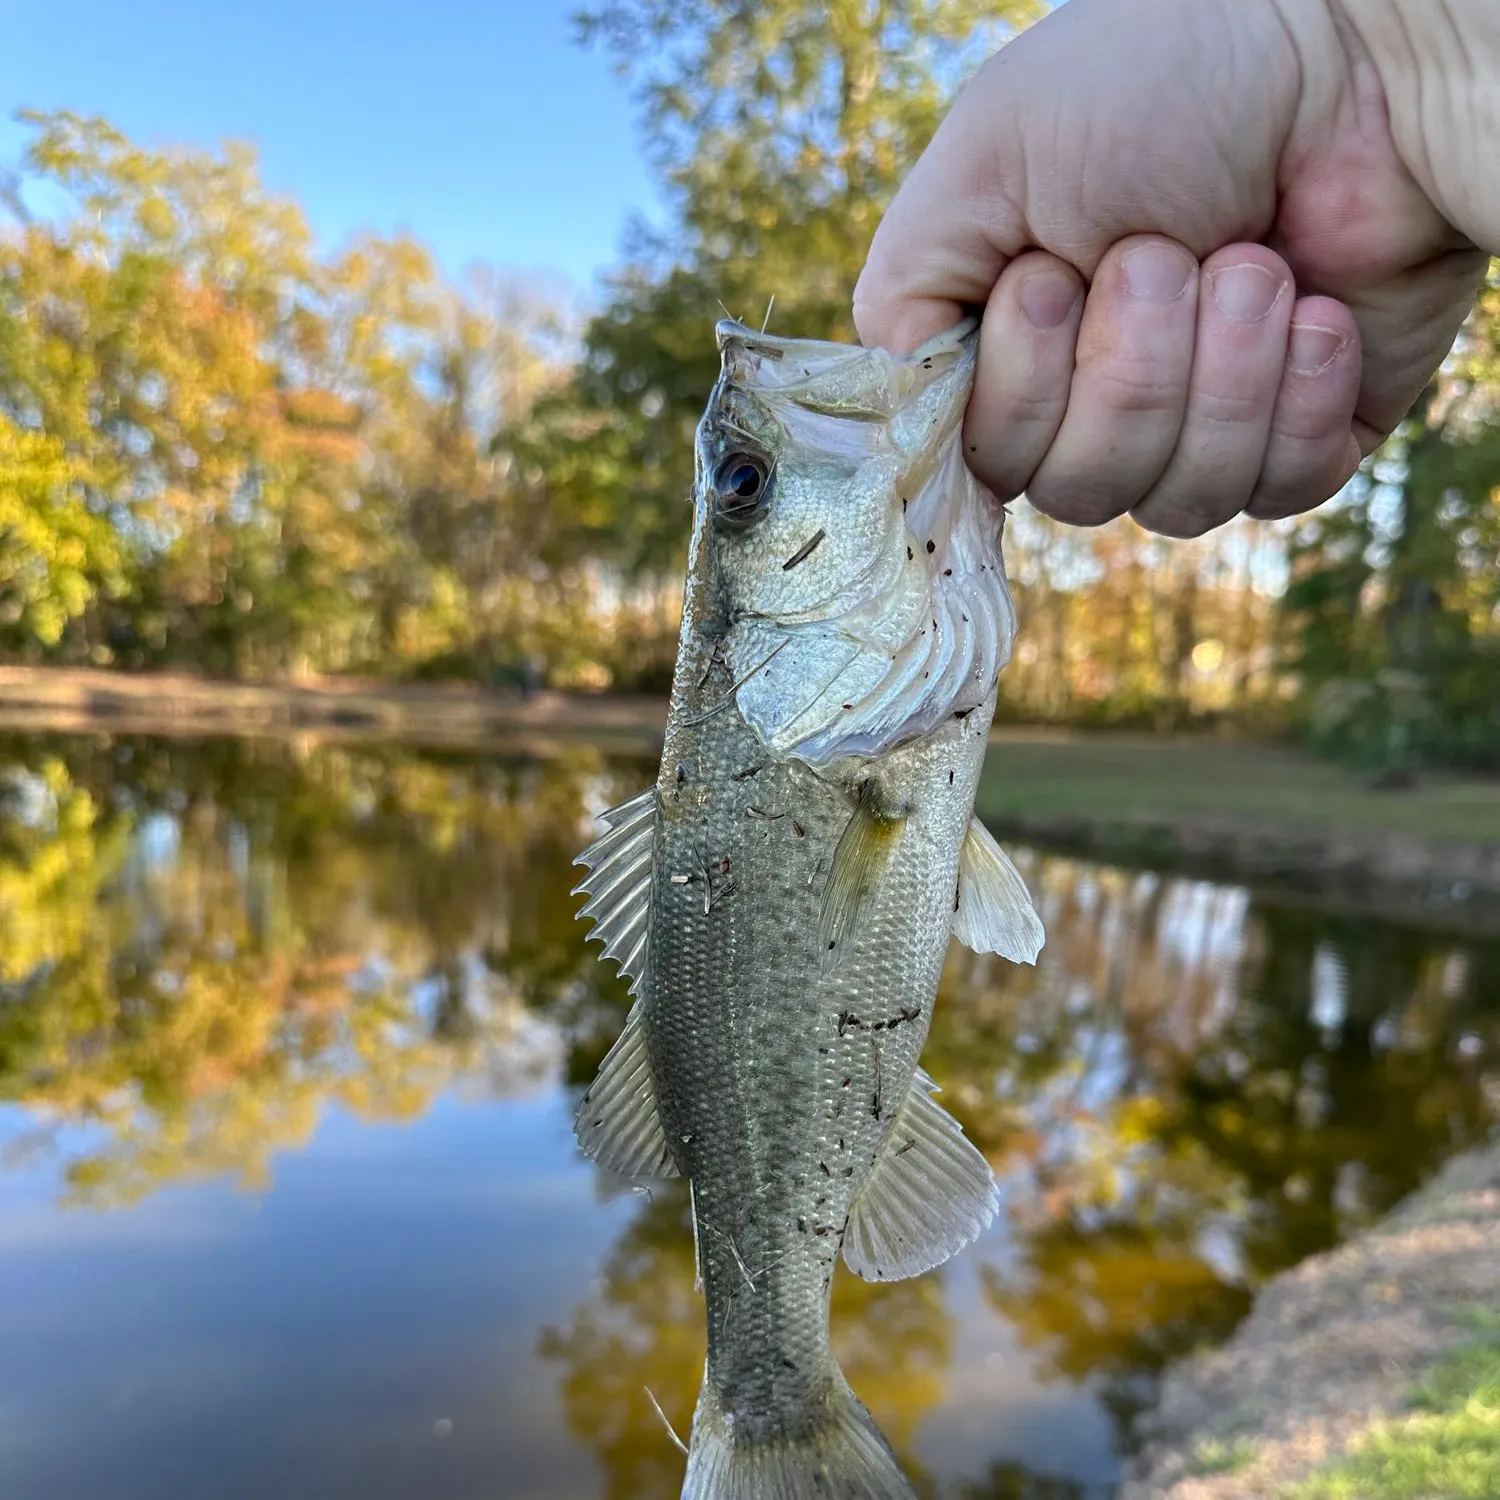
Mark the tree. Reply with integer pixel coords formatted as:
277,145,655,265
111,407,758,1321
511,0,1048,687
0,416,120,648
1282,262,1500,770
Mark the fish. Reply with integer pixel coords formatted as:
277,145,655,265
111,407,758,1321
571,316,1045,1500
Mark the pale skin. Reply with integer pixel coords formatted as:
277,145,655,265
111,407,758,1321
854,0,1500,538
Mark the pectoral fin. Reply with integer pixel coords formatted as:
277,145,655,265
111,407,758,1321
819,783,905,962
952,816,1044,964
843,1068,998,1281
572,787,656,991
575,1005,678,1179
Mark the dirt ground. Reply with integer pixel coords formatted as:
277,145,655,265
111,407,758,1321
1121,1137,1500,1498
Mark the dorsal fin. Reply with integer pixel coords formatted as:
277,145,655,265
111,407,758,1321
572,787,656,992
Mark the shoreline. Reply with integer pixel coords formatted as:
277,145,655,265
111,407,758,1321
8,666,1500,934
1122,1136,1500,1498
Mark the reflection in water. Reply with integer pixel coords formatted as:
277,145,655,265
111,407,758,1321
1,734,1498,1499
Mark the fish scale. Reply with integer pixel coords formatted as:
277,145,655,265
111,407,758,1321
571,318,1046,1499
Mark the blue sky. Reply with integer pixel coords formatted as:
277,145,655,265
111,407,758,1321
0,0,662,296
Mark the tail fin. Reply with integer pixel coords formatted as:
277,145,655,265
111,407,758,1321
681,1373,918,1500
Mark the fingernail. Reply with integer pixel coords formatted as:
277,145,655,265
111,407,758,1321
1121,243,1193,301
1208,262,1282,322
1287,323,1348,375
1018,271,1081,330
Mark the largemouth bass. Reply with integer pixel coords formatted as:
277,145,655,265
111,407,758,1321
572,318,1044,1500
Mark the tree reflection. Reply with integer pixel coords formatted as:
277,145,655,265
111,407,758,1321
936,853,1500,1430
0,734,649,1204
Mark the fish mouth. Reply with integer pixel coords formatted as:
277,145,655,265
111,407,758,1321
713,317,980,421
714,316,979,362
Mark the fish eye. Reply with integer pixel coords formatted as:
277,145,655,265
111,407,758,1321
713,451,772,527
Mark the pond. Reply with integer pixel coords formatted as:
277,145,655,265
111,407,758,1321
1,733,1498,1500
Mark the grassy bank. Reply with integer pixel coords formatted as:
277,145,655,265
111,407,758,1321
976,730,1500,931
1122,1142,1500,1499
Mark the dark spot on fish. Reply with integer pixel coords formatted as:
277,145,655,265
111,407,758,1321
793,821,805,837
954,707,974,721
906,546,913,561
948,769,954,785
962,614,969,623
943,567,952,577
814,1225,828,1236
837,1010,863,1036
842,703,853,711
872,1095,881,1118
828,939,836,951
954,873,962,912
921,356,932,369
816,1196,827,1209
819,1162,831,1177
732,764,762,781
841,1077,851,1088
926,539,935,554
842,1166,854,1177
720,856,732,874
781,527,826,571
969,444,977,453
797,1217,807,1233
901,497,908,513
675,764,686,784
895,1138,917,1156
817,1046,828,1056
782,1358,799,1371
837,1137,845,1151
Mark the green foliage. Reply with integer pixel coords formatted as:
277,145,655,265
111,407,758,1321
1285,266,1500,772
0,416,120,643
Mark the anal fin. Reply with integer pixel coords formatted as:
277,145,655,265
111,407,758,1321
843,1068,997,1281
575,1006,678,1179
952,816,1044,964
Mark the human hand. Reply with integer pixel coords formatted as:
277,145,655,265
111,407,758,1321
854,0,1497,537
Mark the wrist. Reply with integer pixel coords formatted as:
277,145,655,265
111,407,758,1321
1334,0,1500,253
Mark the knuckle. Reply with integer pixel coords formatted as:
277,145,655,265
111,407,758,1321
1084,359,1187,418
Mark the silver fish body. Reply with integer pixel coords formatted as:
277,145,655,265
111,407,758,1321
573,319,1044,1500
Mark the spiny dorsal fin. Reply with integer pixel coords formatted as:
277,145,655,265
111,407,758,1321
575,1005,678,1179
818,782,906,963
572,787,656,992
952,816,1044,964
843,1068,997,1282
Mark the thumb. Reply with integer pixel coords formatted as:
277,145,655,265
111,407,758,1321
853,58,1027,353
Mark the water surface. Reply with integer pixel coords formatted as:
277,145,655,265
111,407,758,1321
2,734,1498,1500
